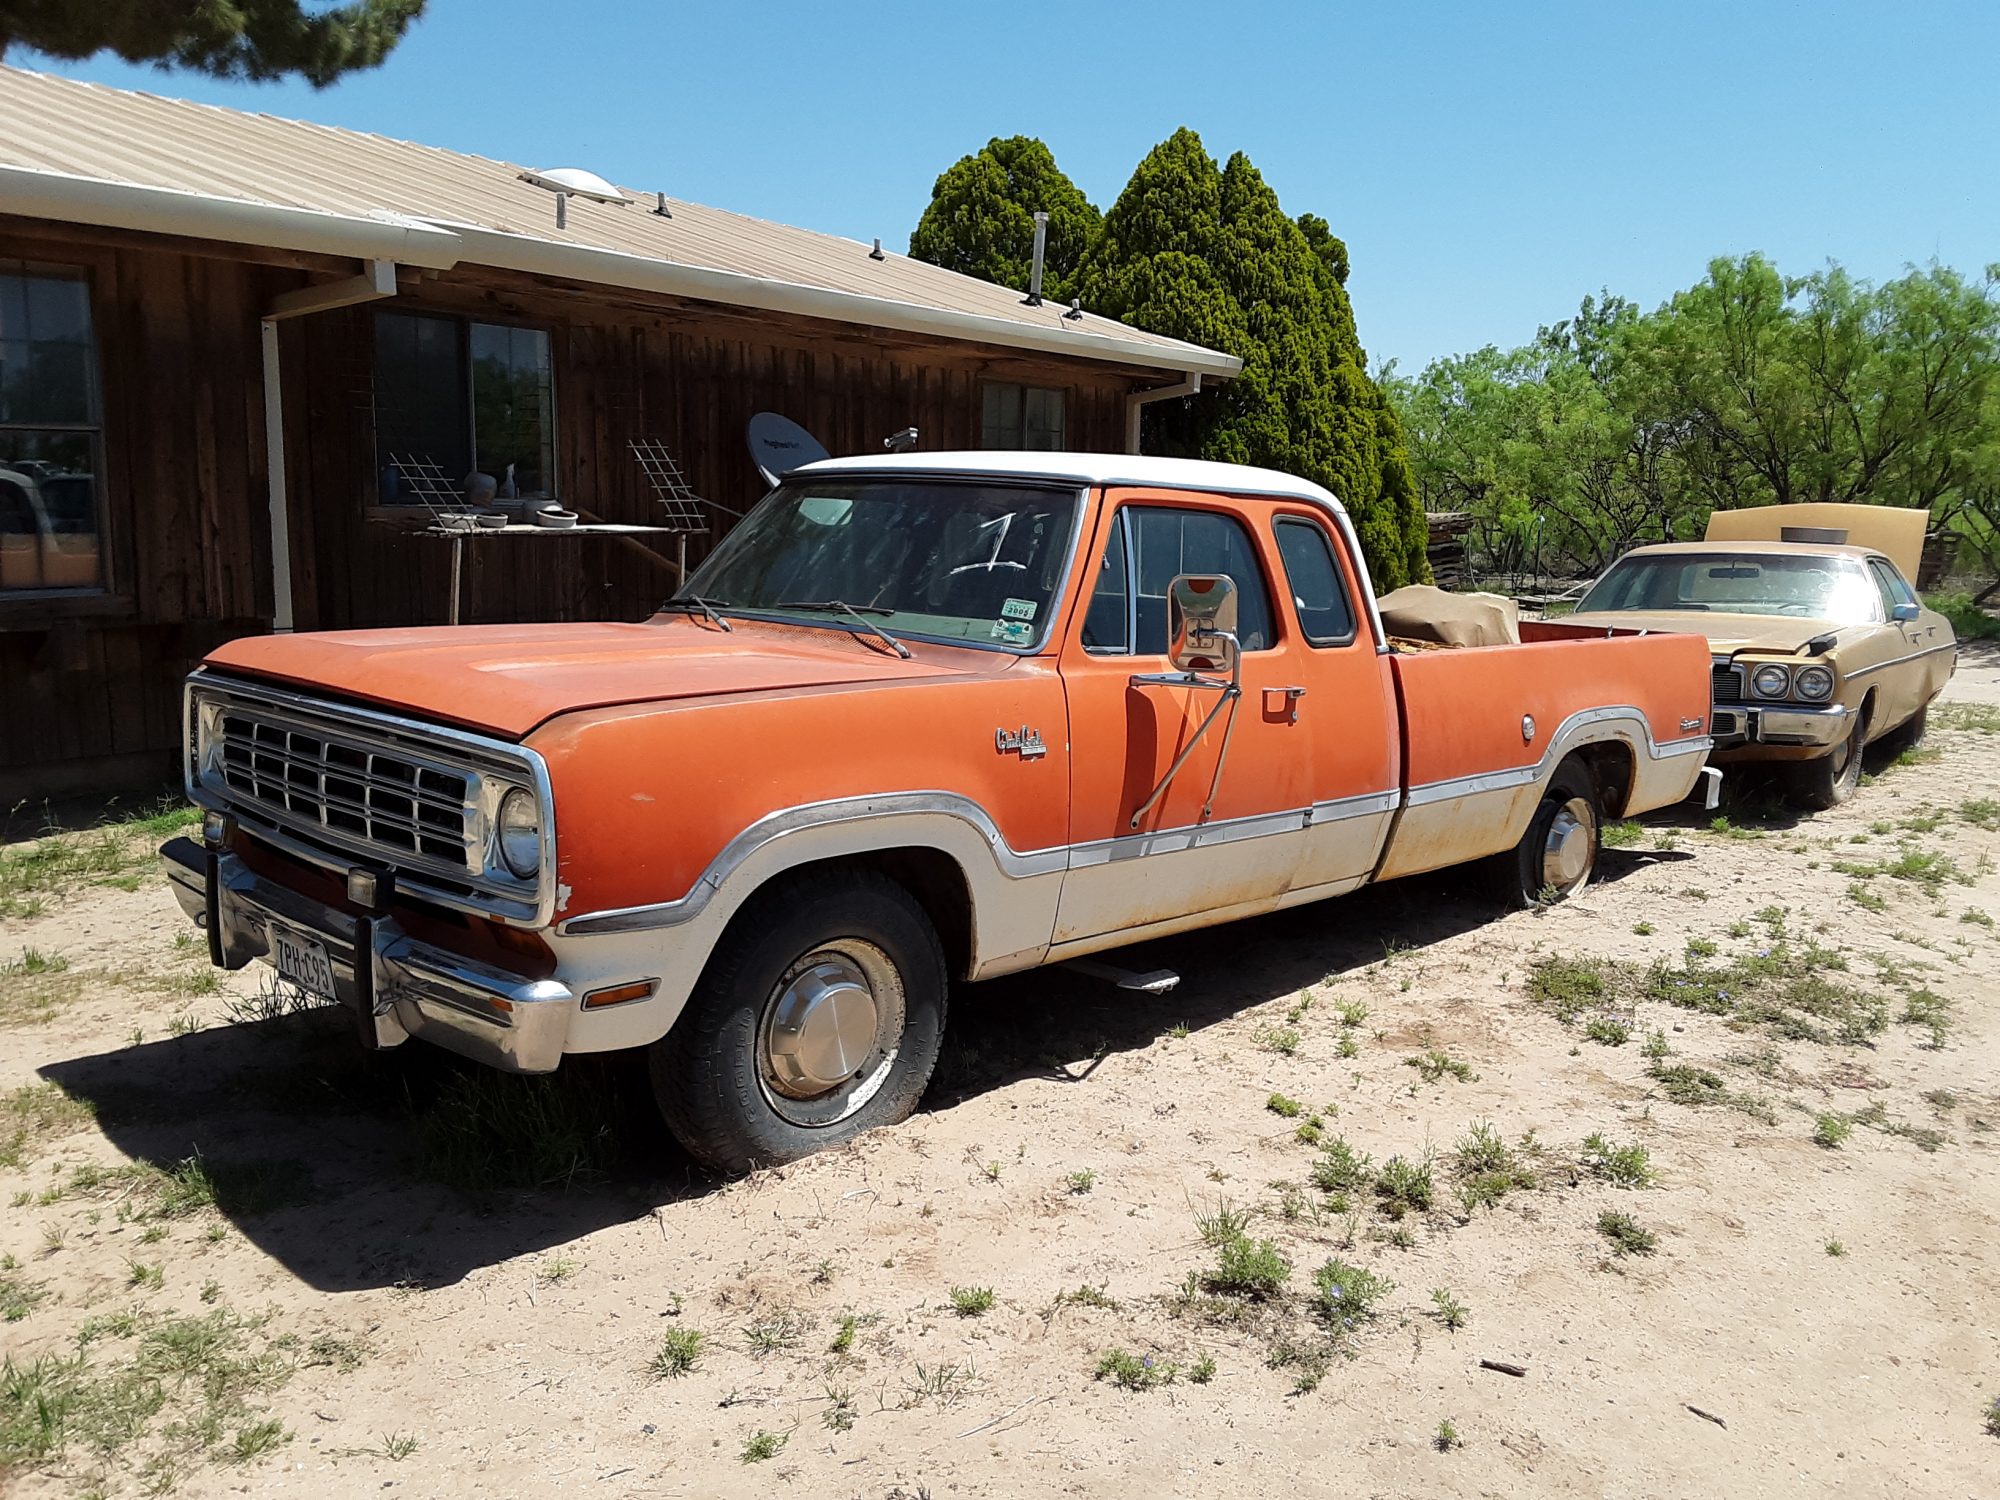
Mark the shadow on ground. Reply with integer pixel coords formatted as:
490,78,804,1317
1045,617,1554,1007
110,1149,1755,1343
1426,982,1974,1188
38,846,1683,1293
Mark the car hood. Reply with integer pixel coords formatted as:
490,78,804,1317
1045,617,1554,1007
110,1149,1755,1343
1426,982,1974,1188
202,617,966,738
1562,610,1866,656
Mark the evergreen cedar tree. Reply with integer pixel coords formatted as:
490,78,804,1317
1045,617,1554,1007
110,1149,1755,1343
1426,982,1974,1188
0,0,426,87
908,136,1102,306
910,128,1429,590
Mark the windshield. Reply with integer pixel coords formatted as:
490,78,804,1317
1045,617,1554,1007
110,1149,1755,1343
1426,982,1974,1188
1576,551,1882,624
675,479,1082,650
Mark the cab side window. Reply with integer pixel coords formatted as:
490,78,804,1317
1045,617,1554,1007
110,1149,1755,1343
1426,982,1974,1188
1081,505,1274,654
1273,517,1358,646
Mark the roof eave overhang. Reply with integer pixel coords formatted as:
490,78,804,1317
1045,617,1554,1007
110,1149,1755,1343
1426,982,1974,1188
0,163,1242,381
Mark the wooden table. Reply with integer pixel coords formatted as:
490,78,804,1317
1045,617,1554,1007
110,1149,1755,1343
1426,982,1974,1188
422,522,686,625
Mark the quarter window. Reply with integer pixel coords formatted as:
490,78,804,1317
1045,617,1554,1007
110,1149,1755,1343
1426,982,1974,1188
373,311,554,504
1273,517,1357,646
1080,506,1274,654
0,264,103,593
981,382,1066,450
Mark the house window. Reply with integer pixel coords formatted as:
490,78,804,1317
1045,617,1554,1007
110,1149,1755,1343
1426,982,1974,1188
373,311,554,504
0,264,103,593
981,382,1066,451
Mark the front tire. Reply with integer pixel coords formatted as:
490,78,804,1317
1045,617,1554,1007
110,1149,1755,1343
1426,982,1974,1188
649,868,947,1174
1486,763,1601,908
1790,710,1866,810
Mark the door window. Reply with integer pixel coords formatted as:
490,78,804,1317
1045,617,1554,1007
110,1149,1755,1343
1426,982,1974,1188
1273,517,1357,646
1869,558,1918,617
1079,505,1274,654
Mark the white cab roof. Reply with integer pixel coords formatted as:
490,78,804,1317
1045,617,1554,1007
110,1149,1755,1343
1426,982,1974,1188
792,451,1348,512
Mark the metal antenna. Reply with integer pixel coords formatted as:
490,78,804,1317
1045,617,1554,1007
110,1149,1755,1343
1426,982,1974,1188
630,438,712,582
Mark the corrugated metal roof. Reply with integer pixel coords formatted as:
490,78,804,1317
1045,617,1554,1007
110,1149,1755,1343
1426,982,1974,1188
0,65,1237,378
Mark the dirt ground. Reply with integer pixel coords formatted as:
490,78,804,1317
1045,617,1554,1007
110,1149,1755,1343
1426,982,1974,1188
4,649,1999,1500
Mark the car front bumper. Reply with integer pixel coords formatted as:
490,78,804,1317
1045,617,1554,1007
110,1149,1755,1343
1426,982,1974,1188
1708,701,1852,750
161,836,573,1073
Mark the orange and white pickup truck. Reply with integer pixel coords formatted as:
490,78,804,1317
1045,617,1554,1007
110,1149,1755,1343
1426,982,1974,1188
162,454,1713,1171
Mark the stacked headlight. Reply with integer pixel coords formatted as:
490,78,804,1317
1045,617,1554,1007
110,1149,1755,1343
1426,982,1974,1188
1750,664,1792,699
1793,664,1836,701
495,787,542,879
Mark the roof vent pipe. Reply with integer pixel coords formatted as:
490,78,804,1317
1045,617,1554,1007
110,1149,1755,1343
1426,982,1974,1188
653,192,672,218
1023,210,1048,306
869,237,886,261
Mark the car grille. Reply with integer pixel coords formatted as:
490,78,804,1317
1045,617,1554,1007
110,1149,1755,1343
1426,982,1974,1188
1711,661,1744,706
218,709,473,866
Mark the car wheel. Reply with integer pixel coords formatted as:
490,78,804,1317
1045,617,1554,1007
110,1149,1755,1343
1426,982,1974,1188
1486,762,1601,909
648,867,947,1175
1790,711,1867,810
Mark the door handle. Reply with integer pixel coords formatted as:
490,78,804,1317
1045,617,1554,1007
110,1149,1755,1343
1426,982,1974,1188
1264,685,1306,724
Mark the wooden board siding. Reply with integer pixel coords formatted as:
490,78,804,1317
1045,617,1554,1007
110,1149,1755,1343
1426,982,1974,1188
0,222,1151,802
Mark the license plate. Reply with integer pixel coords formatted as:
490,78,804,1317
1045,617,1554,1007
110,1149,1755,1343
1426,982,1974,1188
272,927,337,1001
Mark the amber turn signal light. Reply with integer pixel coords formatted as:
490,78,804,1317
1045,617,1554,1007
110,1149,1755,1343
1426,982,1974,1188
582,978,657,1010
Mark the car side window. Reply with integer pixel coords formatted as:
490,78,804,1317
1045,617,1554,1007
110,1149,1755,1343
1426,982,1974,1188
1080,505,1274,654
1870,559,1917,615
1273,517,1358,646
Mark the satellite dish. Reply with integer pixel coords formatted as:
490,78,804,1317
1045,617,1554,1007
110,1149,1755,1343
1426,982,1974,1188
518,167,629,228
747,412,831,487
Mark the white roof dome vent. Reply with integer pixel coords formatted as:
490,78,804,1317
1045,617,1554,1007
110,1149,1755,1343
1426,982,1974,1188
518,167,630,228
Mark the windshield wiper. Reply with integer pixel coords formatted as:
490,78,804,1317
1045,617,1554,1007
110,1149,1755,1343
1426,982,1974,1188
660,595,733,632
775,598,912,659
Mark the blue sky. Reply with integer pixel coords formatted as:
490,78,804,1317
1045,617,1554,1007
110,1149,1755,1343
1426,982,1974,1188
21,1,1997,372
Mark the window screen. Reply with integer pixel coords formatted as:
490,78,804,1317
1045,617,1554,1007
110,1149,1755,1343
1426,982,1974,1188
374,312,554,503
0,264,103,592
981,382,1067,451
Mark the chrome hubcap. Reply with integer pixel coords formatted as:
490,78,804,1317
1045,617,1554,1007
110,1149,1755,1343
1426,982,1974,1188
1541,796,1596,891
766,957,879,1098
758,942,904,1127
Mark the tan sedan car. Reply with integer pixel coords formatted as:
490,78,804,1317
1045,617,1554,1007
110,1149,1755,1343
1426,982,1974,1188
1565,515,1955,808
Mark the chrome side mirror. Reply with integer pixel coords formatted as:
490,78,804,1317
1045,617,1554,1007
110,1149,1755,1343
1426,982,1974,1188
1167,573,1240,676
1891,601,1920,623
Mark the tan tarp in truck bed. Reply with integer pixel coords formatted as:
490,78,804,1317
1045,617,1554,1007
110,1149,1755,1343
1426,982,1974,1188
1377,585,1521,648
1704,503,1927,580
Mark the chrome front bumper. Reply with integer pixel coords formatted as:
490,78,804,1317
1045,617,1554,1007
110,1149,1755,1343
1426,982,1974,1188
161,837,573,1073
1709,702,1852,749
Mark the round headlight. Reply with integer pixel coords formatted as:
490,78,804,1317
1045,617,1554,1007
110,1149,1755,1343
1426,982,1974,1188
1793,665,1835,701
1751,664,1791,699
496,787,541,879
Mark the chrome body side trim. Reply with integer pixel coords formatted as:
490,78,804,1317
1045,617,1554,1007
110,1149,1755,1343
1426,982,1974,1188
1843,640,1958,680
558,791,1068,937
1402,707,1709,811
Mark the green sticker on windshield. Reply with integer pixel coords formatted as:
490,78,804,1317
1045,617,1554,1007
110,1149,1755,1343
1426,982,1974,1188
991,619,1034,646
1001,597,1037,621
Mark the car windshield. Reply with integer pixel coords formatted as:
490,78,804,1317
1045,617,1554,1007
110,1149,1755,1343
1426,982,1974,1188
673,479,1081,650
1576,551,1882,624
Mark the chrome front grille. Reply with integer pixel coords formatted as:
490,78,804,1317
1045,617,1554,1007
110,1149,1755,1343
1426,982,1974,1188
218,711,472,866
188,675,554,927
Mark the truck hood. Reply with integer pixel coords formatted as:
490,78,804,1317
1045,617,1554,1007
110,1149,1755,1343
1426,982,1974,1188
1562,610,1861,656
203,618,963,738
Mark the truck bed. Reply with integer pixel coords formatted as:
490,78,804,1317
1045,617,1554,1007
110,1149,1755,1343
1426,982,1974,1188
1375,625,1713,881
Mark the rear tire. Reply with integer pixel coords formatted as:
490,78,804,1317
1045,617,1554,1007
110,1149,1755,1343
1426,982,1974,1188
1485,763,1601,909
1790,710,1867,810
648,867,947,1175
